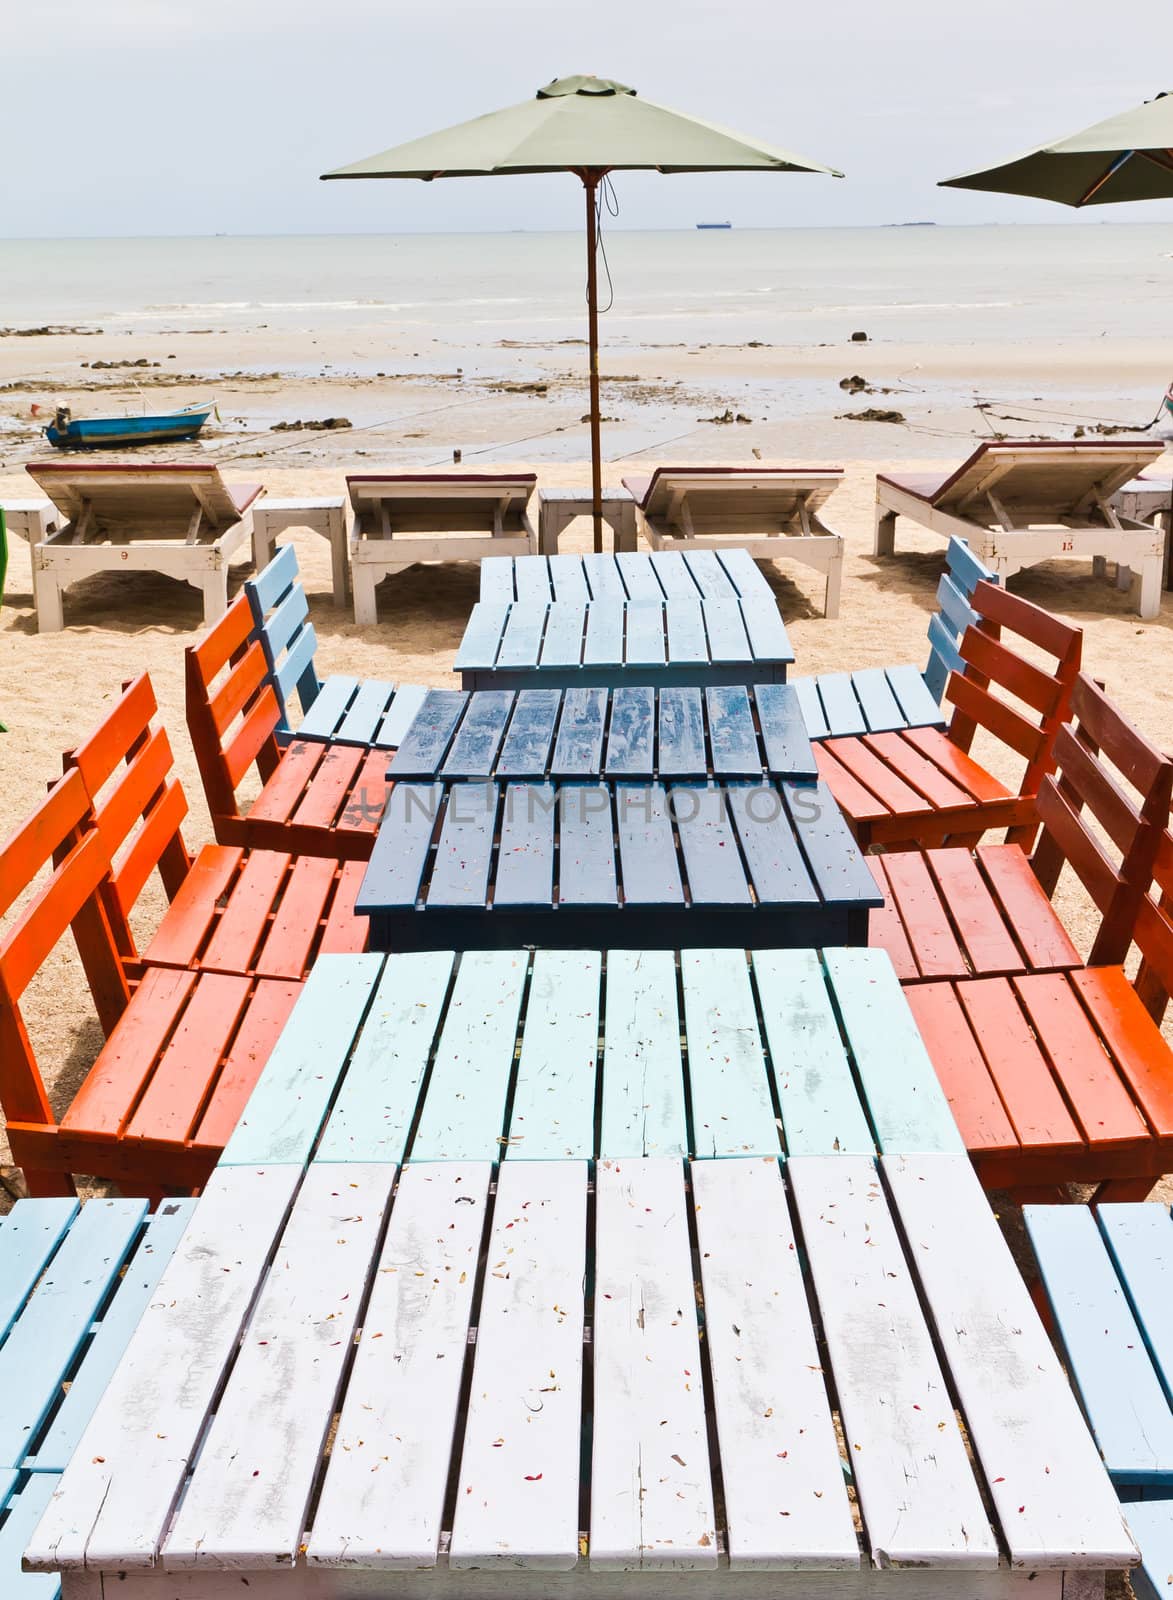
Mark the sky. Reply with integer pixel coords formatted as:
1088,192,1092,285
4,0,1173,237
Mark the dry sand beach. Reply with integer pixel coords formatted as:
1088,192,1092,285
2,452,1172,1213
2,224,1173,1233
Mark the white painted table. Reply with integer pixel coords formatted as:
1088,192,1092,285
25,1148,1132,1596
538,488,638,554
250,496,349,607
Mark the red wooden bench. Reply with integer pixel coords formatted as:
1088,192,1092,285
185,595,390,860
895,675,1173,1201
67,673,369,982
814,582,1082,850
0,771,301,1199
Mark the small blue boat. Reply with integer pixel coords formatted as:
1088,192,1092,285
45,401,215,449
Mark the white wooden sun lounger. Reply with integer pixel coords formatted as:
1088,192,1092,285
24,461,262,632
345,472,538,625
874,440,1167,619
621,466,846,617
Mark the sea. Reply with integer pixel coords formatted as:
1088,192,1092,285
4,223,1173,350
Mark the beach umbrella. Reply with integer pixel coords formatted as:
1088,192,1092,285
323,74,841,549
941,91,1173,206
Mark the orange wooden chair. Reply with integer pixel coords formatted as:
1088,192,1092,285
66,673,369,983
185,595,390,860
0,772,301,1198
815,582,1082,850
894,675,1173,1202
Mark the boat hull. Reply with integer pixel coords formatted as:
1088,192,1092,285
45,408,214,449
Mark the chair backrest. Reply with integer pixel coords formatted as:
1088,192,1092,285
25,462,261,538
185,595,283,827
243,544,322,739
1134,822,1173,1026
0,771,128,1128
64,675,193,963
946,581,1082,797
921,537,999,703
1031,673,1173,968
929,440,1165,519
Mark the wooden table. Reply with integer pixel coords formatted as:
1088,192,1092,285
460,548,794,689
537,488,638,553
217,946,969,1167
25,945,1134,1596
355,684,878,950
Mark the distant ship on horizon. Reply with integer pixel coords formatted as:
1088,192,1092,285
696,221,732,230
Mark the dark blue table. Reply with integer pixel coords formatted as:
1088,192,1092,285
356,684,881,952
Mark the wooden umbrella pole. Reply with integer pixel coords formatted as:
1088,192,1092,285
584,172,604,552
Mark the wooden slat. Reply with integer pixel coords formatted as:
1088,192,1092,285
557,784,618,908
691,1160,859,1568
494,782,555,908
789,1154,998,1569
977,845,1081,970
615,551,663,602
822,949,965,1153
508,950,600,1159
450,1162,587,1570
33,1200,196,1472
814,675,867,738
454,602,510,672
0,1200,78,1342
441,691,514,779
387,690,467,776
664,599,710,667
426,783,498,907
513,556,554,603
479,557,516,603
582,599,624,667
604,686,656,777
1098,1203,1173,1407
548,553,589,603
598,948,687,1158
751,949,875,1156
706,686,760,775
701,598,753,663
1024,1204,1173,1488
792,675,830,741
164,1164,394,1569
623,602,667,667
614,784,684,905
657,687,707,777
754,683,818,779
682,948,775,1156
886,661,948,728
377,681,429,749
0,1199,146,1470
295,674,358,742
889,1154,1135,1569
307,1163,491,1568
673,785,751,906
218,954,383,1166
497,604,548,669
315,951,453,1164
354,782,441,912
590,1159,716,1570
550,687,606,776
411,950,528,1160
740,599,794,666
850,667,908,734
24,1166,301,1571
538,602,587,668
0,1471,61,1598
497,689,562,777
726,784,820,907
784,780,884,909
335,680,397,746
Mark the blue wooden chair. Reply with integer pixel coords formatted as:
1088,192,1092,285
0,1195,194,1599
793,536,998,740
1025,1203,1172,1600
243,544,426,750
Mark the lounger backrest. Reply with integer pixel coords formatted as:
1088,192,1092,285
946,582,1082,796
185,596,283,828
64,675,193,963
0,772,128,1128
635,468,842,532
346,473,536,533
921,537,999,703
26,463,259,538
244,545,322,740
1031,674,1173,968
930,441,1164,519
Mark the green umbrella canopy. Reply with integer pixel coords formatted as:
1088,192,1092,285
322,75,842,549
941,91,1173,206
322,74,843,180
